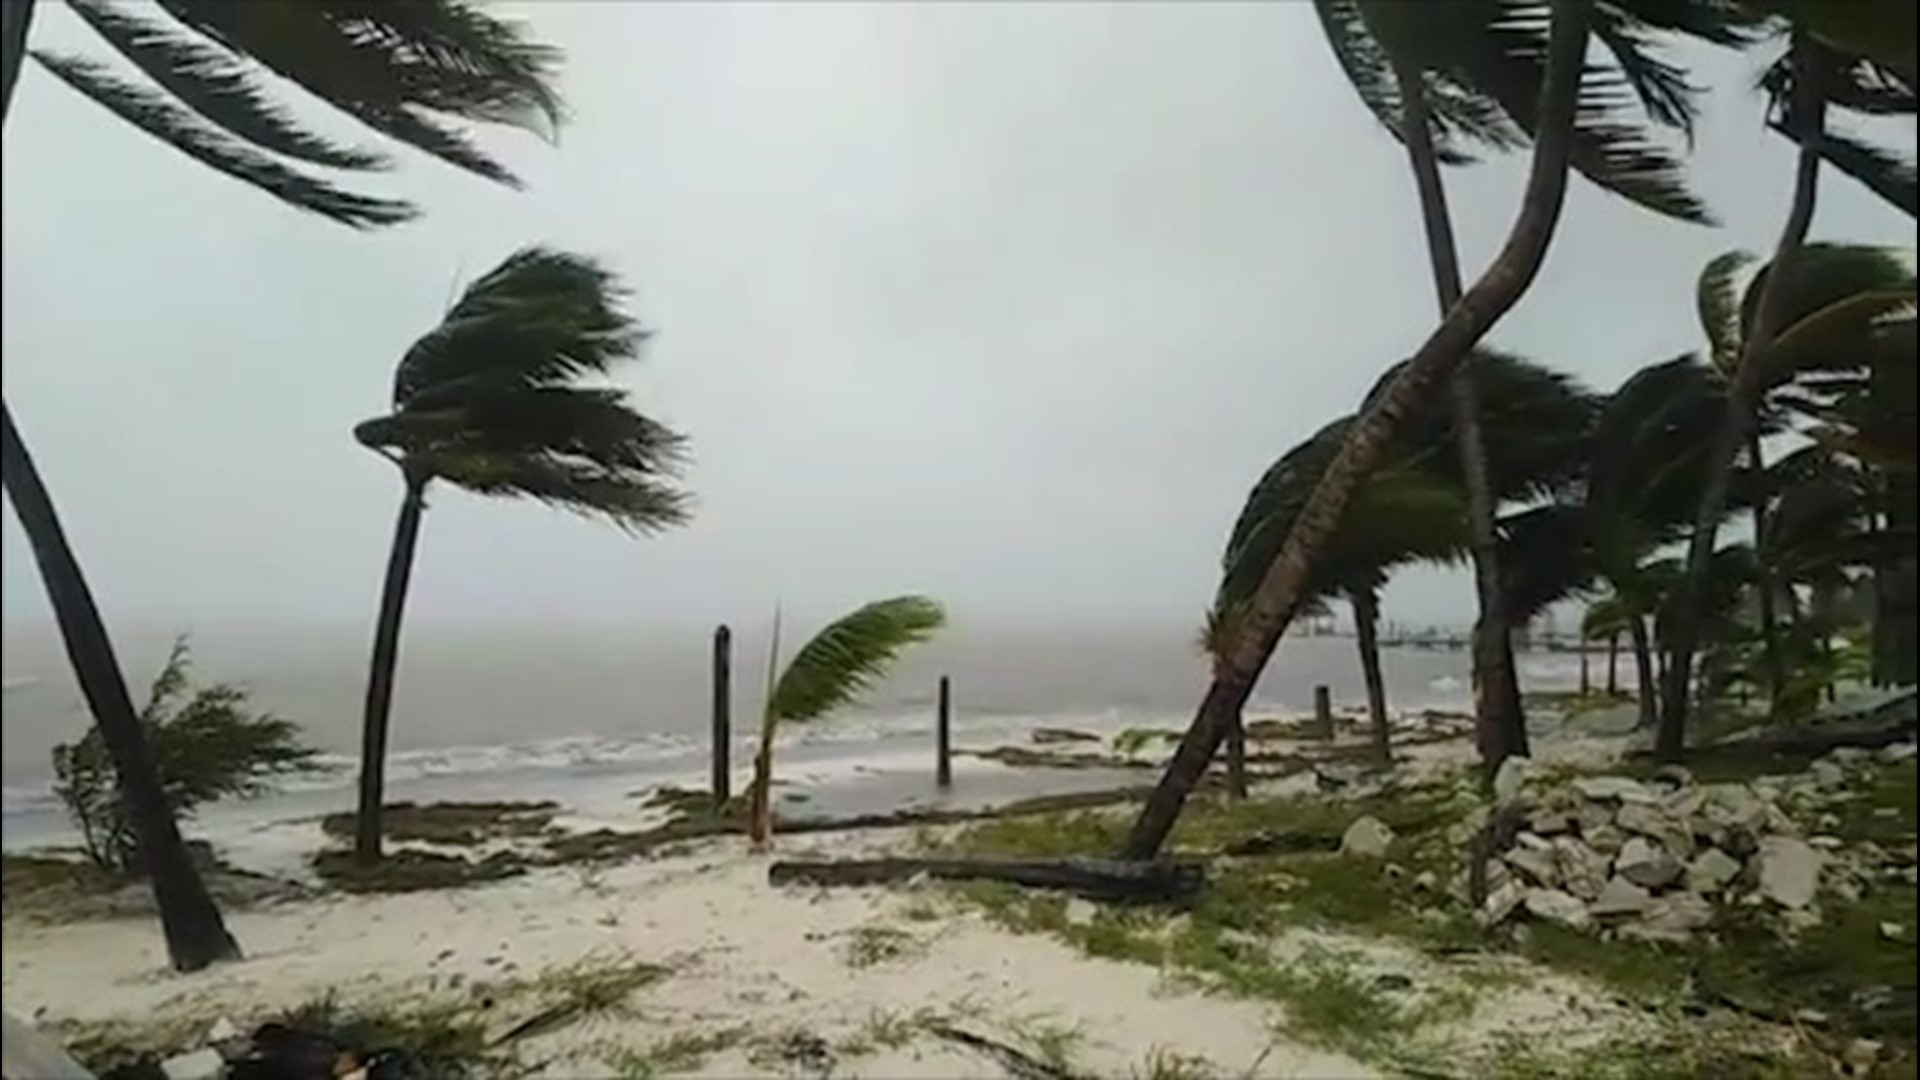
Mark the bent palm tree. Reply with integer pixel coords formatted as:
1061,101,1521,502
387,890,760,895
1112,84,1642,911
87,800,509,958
1123,0,1602,860
747,596,947,849
1312,0,1737,772
352,249,690,863
1,0,561,971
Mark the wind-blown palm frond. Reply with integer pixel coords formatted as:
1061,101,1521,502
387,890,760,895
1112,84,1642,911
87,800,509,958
1761,43,1917,217
1586,355,1729,534
1498,503,1598,622
355,247,691,533
1697,249,1758,372
62,0,388,170
30,51,413,227
766,597,947,724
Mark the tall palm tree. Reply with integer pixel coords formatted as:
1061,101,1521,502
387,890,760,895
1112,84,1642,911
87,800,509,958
351,248,691,863
1311,0,1739,774
745,596,946,849
2,0,561,971
1124,0,1602,860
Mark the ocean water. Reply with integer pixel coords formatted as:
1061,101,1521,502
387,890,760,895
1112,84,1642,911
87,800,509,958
2,620,1584,853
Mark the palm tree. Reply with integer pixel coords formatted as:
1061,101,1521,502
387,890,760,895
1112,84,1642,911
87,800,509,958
1582,598,1631,697
351,248,691,863
1124,0,1602,860
1218,418,1470,767
1759,45,1915,218
1,0,561,971
746,596,946,849
1311,0,1738,775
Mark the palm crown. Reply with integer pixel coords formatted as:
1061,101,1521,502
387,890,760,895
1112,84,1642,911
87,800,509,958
354,247,691,530
27,0,564,227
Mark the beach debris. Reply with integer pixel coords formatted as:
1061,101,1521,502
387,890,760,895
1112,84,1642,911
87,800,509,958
1588,876,1653,918
1756,837,1823,910
768,855,1207,905
1615,837,1683,890
1030,727,1101,745
1492,755,1531,806
926,1022,1092,1080
1339,816,1396,859
158,1049,223,1080
1522,888,1591,930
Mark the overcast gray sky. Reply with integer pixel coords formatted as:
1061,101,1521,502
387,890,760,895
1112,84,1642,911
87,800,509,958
2,1,1912,634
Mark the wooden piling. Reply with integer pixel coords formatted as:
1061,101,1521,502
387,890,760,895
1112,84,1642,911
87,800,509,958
1312,684,1334,741
936,675,953,788
711,624,732,807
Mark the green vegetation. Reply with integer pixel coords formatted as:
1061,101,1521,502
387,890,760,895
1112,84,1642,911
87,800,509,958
53,637,322,877
841,923,923,969
319,801,559,848
311,848,530,894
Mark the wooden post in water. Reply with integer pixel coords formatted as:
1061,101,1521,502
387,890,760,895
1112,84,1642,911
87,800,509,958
711,624,732,808
936,675,953,789
1312,684,1334,741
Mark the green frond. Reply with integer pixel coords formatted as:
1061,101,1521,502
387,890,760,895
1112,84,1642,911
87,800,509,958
1314,0,1409,146
1740,243,1916,352
1581,594,1632,638
64,0,389,170
415,449,692,534
1784,122,1917,218
30,50,415,227
766,597,947,724
1762,287,1917,383
1498,503,1597,622
367,385,689,476
1592,3,1701,139
393,247,643,404
1586,354,1728,533
155,0,564,186
1696,249,1759,372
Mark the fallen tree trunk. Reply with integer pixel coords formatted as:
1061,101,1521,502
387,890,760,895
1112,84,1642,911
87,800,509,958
768,855,1206,905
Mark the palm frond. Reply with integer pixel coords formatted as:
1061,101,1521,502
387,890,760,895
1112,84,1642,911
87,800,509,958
1696,249,1758,372
155,0,563,186
364,385,688,476
393,248,643,404
766,597,947,724
413,448,691,533
64,0,388,170
29,50,414,227
1778,121,1917,218
1592,2,1701,139
1498,503,1598,621
1586,354,1728,532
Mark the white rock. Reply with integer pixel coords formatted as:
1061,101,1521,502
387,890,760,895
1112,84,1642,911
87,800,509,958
1625,892,1714,942
1810,835,1844,851
161,1049,225,1080
1479,881,1526,926
1757,836,1824,909
1584,824,1627,855
1529,808,1576,836
1616,837,1684,890
1615,802,1670,838
1880,921,1907,942
1493,756,1532,805
1878,741,1917,764
1589,875,1653,917
1575,802,1616,837
1571,776,1656,804
1702,785,1770,833
1553,838,1609,901
206,1016,239,1044
1065,899,1097,925
1845,1038,1884,1069
1340,815,1395,859
1809,759,1847,790
1652,764,1694,790
1524,888,1592,930
1414,870,1439,893
1506,845,1560,888
1685,848,1743,894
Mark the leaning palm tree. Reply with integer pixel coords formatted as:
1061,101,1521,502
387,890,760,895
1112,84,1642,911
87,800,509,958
1,0,561,971
746,596,947,849
1311,0,1740,777
352,248,690,864
1124,0,1602,860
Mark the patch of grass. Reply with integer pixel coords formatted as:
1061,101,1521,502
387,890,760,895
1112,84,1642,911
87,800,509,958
999,1012,1090,1076
605,1025,746,1077
1830,759,1918,842
1474,1029,1804,1080
279,995,502,1075
318,801,558,847
961,745,1153,771
491,954,672,1044
836,1007,928,1058
842,924,921,969
311,848,529,894
1114,727,1182,757
1131,1046,1218,1080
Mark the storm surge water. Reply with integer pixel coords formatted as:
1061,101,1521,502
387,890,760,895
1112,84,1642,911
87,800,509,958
3,619,1557,851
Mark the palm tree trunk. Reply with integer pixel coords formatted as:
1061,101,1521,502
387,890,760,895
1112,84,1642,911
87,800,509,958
354,473,429,864
1351,588,1392,766
1395,55,1530,773
1657,32,1826,761
1222,687,1249,800
748,716,776,849
1580,638,1591,696
1746,431,1786,702
1120,0,1595,861
3,3,239,974
1,403,242,971
1607,632,1620,696
1628,613,1658,730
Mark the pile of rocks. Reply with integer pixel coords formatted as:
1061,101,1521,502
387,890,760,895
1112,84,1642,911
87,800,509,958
1432,745,1917,943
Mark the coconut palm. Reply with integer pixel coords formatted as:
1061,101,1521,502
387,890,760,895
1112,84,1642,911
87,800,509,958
1124,0,1601,860
1759,45,1915,218
1582,598,1632,697
746,596,946,849
1218,421,1469,766
351,248,690,863
1310,0,1743,775
1659,237,1918,757
1,0,561,971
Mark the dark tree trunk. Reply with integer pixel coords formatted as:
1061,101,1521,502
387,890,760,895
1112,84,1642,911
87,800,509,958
1396,54,1530,773
2,7,238,974
354,473,430,864
1747,431,1786,703
1351,588,1392,766
1120,0,1595,860
1628,613,1658,730
1580,638,1591,696
1607,632,1620,696
1,403,241,971
1223,698,1249,800
1658,33,1825,761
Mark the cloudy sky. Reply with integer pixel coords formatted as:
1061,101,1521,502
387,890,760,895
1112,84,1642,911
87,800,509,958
2,1,1912,635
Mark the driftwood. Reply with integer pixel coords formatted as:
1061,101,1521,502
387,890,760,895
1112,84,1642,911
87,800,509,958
768,855,1206,905
924,1023,1089,1080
